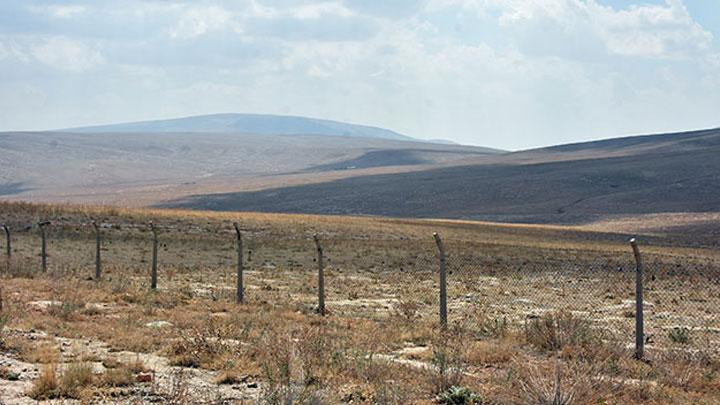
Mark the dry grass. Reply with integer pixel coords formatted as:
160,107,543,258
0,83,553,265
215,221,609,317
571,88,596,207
0,201,719,403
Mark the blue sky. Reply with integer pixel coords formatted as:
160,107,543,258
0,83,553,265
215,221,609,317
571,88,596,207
0,0,718,150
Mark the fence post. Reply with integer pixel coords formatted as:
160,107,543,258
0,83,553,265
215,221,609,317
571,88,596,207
92,221,102,280
313,234,325,316
38,221,50,273
2,225,9,259
433,232,448,329
2,224,9,270
630,238,644,360
0,224,5,310
150,223,158,290
234,222,243,304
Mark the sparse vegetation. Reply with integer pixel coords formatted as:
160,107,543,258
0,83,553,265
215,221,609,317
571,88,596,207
524,311,598,352
0,201,718,403
669,327,691,345
437,386,483,404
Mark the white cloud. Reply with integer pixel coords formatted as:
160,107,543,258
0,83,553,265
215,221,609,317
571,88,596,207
30,37,104,72
28,5,87,19
170,6,237,39
428,0,713,59
52,5,87,19
292,2,354,19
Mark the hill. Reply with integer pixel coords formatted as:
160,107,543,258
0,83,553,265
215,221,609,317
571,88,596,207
0,131,498,205
162,128,720,227
3,121,720,233
60,113,417,141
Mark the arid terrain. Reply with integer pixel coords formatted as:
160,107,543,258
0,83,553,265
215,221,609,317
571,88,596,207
1,202,719,403
2,121,719,235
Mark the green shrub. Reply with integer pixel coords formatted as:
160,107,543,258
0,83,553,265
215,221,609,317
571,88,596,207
438,386,482,404
668,327,691,345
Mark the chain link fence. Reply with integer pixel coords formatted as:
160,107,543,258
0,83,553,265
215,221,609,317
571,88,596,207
1,219,719,358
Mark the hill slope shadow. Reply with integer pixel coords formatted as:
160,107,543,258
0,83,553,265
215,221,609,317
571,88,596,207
160,144,720,224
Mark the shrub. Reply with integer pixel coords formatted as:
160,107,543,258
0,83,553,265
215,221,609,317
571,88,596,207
430,330,467,394
437,386,483,404
58,362,95,398
28,364,58,400
0,312,9,349
101,365,134,387
668,327,691,345
524,311,597,352
28,362,96,400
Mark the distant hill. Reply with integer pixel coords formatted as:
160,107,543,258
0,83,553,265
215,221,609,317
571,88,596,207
60,113,416,141
4,118,720,229
0,130,498,206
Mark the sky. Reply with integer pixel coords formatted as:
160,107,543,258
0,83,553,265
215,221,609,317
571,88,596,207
0,0,718,150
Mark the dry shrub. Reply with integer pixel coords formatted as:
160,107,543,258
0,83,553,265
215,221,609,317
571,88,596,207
524,311,597,352
168,318,237,368
25,341,60,364
374,379,412,405
49,283,84,321
101,366,134,387
215,369,248,385
296,323,346,387
28,362,95,399
0,311,10,349
394,299,421,322
507,359,610,405
258,327,327,404
59,362,95,398
101,359,143,388
466,338,516,366
429,328,468,394
260,330,294,401
48,300,81,321
656,349,720,394
28,363,58,400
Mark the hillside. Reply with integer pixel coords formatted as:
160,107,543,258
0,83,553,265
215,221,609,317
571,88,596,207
0,131,497,205
163,128,720,226
60,113,417,141
2,122,720,232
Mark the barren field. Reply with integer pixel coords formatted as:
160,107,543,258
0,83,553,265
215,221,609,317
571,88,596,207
1,202,719,403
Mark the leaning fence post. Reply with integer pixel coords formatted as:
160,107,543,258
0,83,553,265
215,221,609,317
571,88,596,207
38,221,50,273
313,234,325,316
433,232,448,329
150,223,158,290
233,222,244,304
630,238,644,359
92,221,102,280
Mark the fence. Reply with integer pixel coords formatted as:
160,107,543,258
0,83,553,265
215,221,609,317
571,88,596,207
1,218,719,360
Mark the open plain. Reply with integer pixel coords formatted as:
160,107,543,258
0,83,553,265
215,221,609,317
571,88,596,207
1,202,719,403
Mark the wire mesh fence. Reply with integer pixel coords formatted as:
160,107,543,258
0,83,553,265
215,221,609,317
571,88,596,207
1,219,719,359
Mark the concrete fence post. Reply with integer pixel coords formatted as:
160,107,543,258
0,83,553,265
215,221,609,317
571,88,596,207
150,222,158,290
38,221,50,273
0,224,5,312
313,234,325,316
92,221,102,280
630,238,644,360
433,232,448,329
2,225,9,259
233,222,244,304
2,224,9,270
